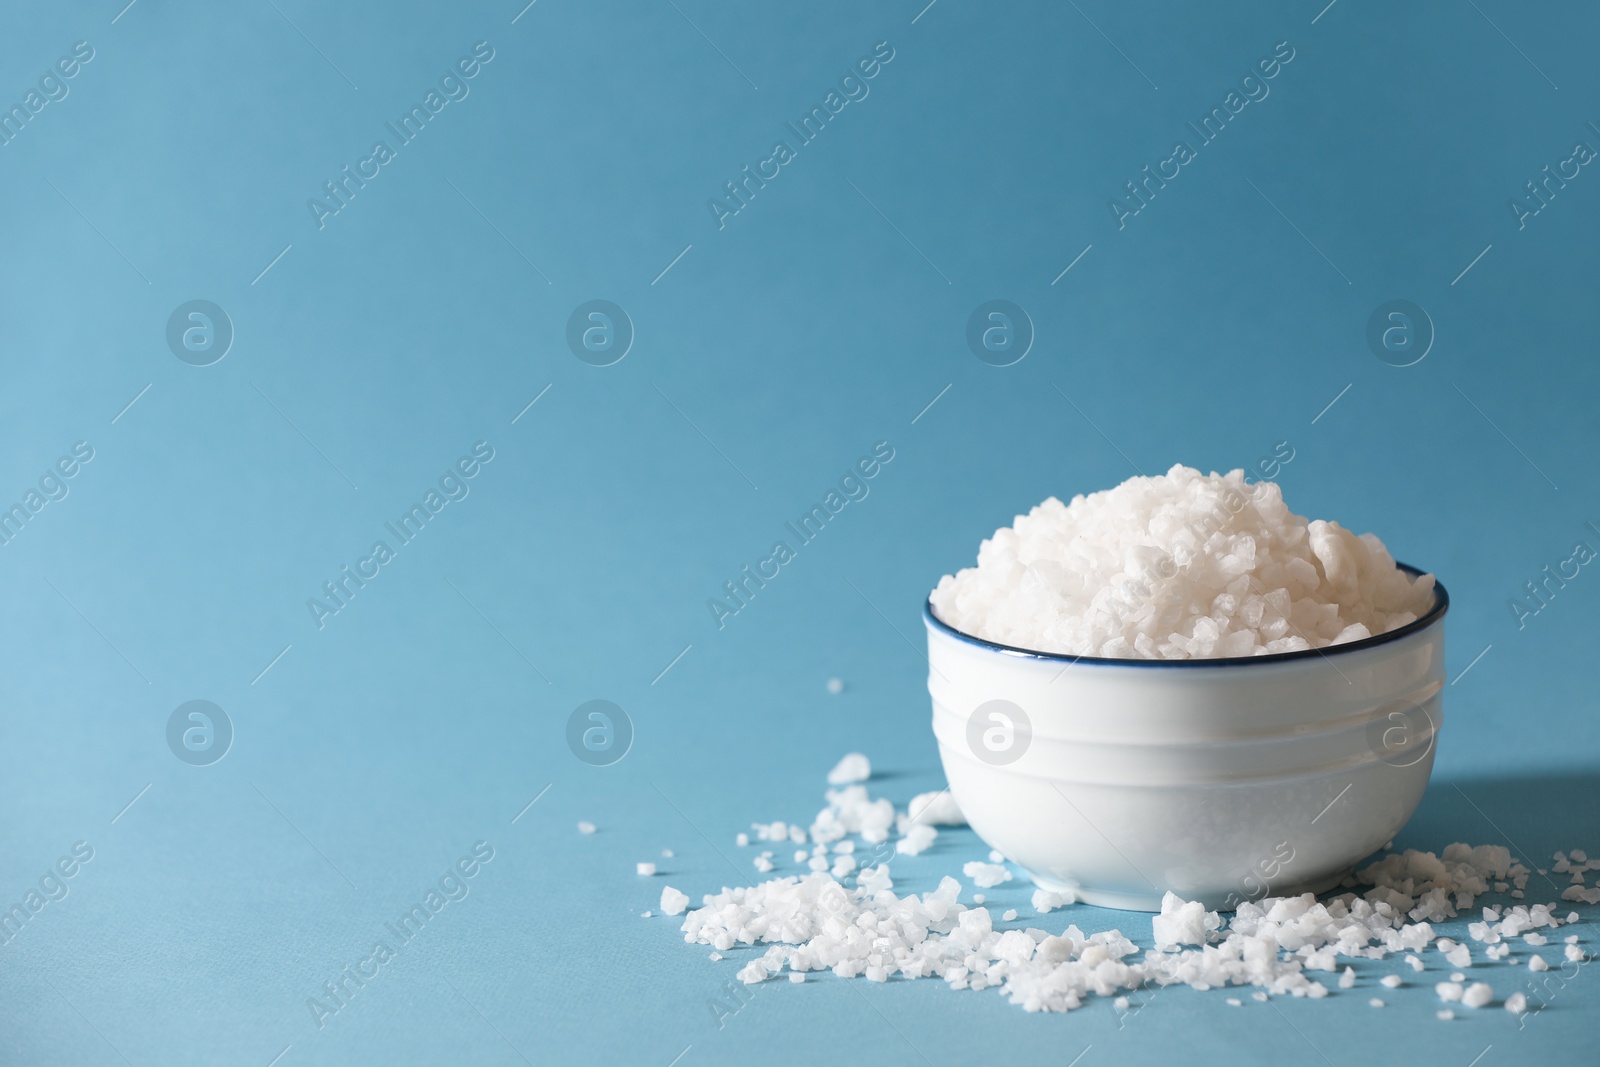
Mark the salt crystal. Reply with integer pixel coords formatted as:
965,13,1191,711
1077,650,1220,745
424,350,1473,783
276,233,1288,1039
637,862,657,876
963,861,1012,888
989,849,1005,863
826,753,872,785
1529,955,1548,972
1339,967,1356,988
736,833,750,847
972,893,985,904
897,824,939,856
1436,1009,1454,1021
1435,982,1463,1002
1032,888,1076,913
1565,944,1585,962
827,678,845,695
929,466,1435,659
1369,998,1384,1007
755,855,775,873
1405,955,1424,972
789,972,805,984
1449,972,1465,982
1460,982,1493,1009
1152,891,1220,949
1381,974,1402,988
641,911,652,918
577,821,596,834
1226,997,1242,1007
1505,992,1527,1014
1003,909,1018,922
662,849,674,858
906,791,966,827
660,886,690,916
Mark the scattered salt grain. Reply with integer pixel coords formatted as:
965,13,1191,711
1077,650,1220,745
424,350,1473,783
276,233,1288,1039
1370,998,1385,1008
929,465,1435,659
1450,972,1465,982
906,792,967,827
1339,967,1355,989
1565,943,1585,962
1505,992,1527,1014
1436,1009,1455,1021
1529,955,1548,972
709,952,721,960
754,855,775,874
1151,891,1221,949
660,886,689,916
789,972,805,984
641,911,652,918
897,824,939,856
963,862,1012,888
1032,888,1076,914
662,849,674,858
1114,996,1130,1012
736,833,750,847
577,821,596,835
1226,997,1242,1007
826,753,872,785
637,862,657,876
827,678,845,695
989,849,1006,863
669,758,1597,1020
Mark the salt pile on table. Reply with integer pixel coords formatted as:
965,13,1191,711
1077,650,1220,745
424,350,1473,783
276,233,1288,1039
930,464,1436,658
660,757,1591,1020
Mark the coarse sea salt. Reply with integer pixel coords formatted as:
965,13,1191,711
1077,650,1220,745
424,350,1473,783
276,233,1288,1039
827,752,872,785
930,465,1435,659
662,755,1593,1021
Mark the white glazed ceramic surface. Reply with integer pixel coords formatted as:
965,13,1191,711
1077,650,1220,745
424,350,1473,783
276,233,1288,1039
926,567,1447,912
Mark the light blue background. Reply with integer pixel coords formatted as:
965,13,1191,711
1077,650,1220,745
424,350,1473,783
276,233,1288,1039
2,1,1596,1064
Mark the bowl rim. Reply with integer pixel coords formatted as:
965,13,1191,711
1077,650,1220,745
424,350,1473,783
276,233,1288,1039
924,562,1447,669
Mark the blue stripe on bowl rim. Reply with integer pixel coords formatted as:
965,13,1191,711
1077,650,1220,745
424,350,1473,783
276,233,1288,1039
923,563,1448,669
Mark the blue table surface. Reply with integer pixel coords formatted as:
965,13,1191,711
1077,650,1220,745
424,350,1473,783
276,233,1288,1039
3,1,1597,1064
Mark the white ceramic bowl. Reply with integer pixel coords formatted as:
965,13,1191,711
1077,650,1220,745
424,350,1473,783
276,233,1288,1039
925,565,1447,911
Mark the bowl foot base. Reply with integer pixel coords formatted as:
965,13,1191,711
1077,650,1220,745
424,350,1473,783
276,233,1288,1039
1022,867,1355,913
